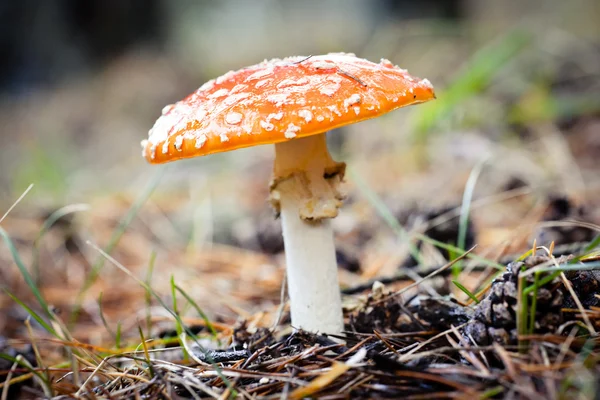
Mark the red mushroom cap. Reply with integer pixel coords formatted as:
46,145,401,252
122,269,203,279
141,53,435,164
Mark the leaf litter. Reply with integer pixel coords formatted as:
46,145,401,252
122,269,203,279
1,191,600,398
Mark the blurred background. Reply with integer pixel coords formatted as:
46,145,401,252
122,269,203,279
1,0,599,340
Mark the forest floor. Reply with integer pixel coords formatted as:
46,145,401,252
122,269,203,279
1,28,600,399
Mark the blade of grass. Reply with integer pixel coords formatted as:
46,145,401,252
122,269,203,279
175,284,220,343
517,248,535,262
509,92,600,126
137,326,154,379
23,317,57,390
480,386,505,399
520,262,600,335
457,157,488,251
411,29,532,137
583,234,600,253
517,270,529,352
170,275,189,361
1,354,22,400
415,232,503,269
454,157,489,276
115,322,122,350
452,280,480,304
145,250,157,337
522,260,600,280
71,169,165,324
522,261,600,296
0,227,54,322
578,338,596,366
349,168,423,266
374,246,476,305
528,272,540,334
3,290,57,337
97,292,115,338
0,353,49,394
447,244,460,262
523,271,561,296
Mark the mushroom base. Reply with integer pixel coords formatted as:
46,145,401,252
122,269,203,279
270,134,345,336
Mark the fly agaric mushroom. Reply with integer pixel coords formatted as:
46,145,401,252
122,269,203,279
141,53,435,336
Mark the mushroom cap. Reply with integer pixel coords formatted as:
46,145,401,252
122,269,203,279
141,53,435,164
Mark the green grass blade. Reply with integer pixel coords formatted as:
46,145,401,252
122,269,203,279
137,325,155,379
509,93,600,126
97,292,115,339
517,248,534,262
528,272,540,334
0,227,53,320
145,250,157,337
523,260,600,276
3,290,57,337
457,158,488,252
115,322,122,349
517,273,529,352
480,386,504,399
522,261,600,295
349,168,424,266
523,271,561,296
175,284,220,343
452,280,480,304
412,29,532,137
414,232,504,270
170,275,189,361
566,234,600,264
454,157,488,276
584,234,600,253
0,353,47,387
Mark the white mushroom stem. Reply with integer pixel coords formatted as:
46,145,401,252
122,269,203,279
271,133,345,335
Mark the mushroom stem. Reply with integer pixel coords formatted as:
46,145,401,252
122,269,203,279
272,134,345,335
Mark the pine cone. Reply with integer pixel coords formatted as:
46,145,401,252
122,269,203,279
463,255,574,345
